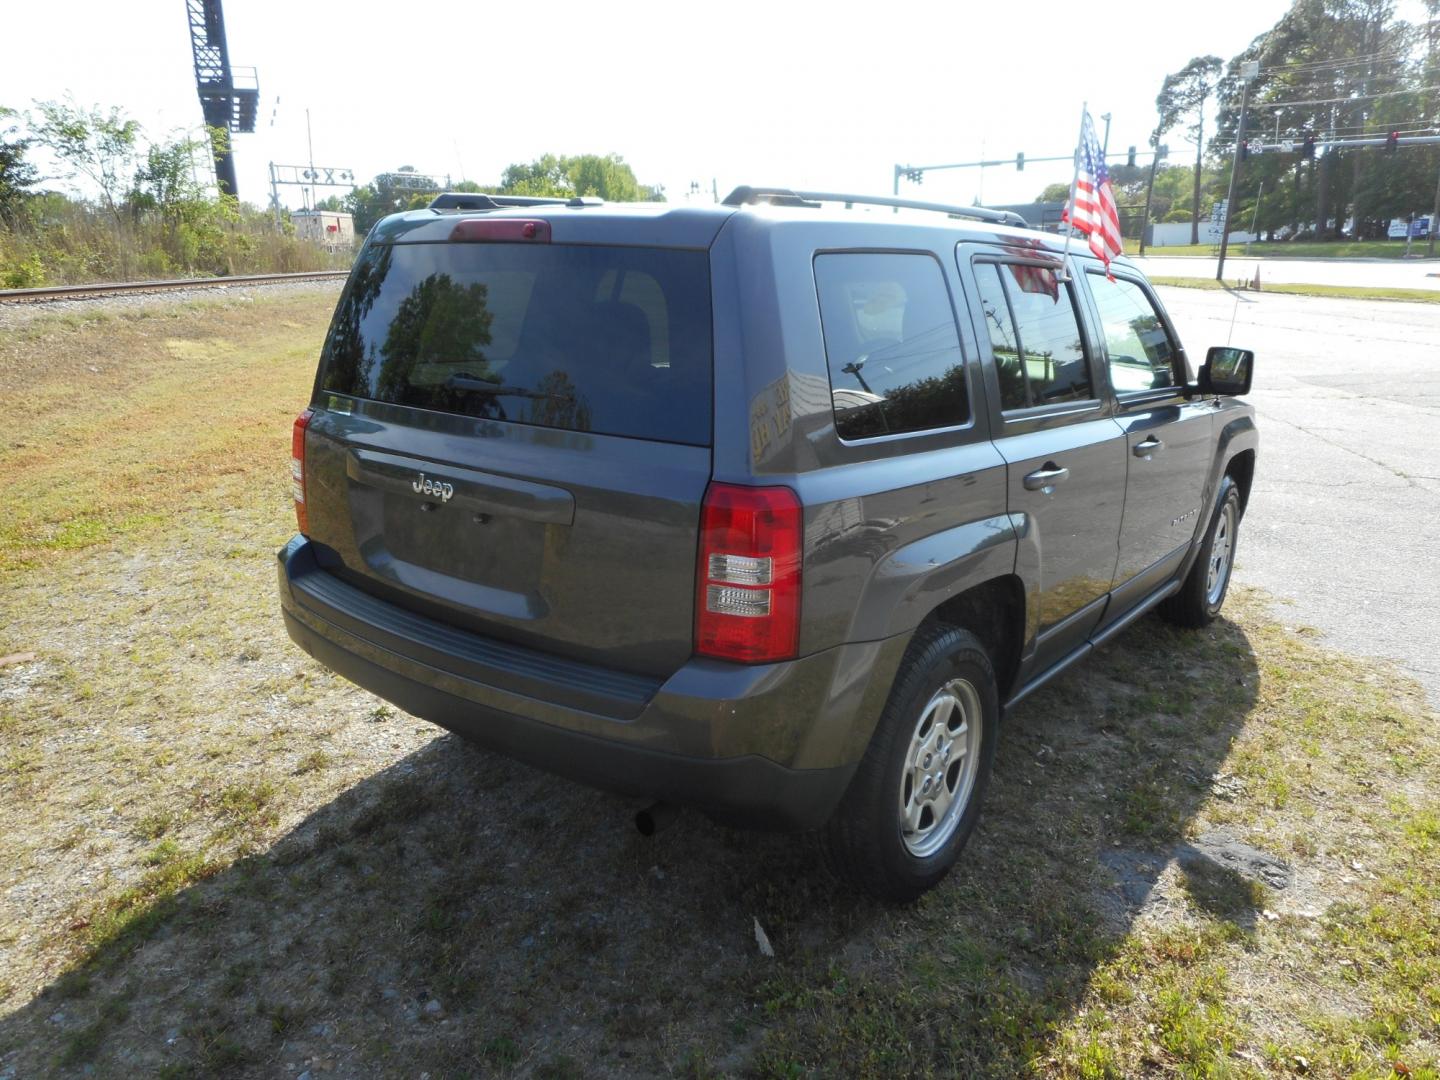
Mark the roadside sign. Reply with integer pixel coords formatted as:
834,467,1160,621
1280,139,1295,153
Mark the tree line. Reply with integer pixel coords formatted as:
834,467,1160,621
0,97,662,287
319,154,663,235
0,99,346,287
1038,0,1439,244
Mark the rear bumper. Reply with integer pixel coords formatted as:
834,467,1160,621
277,536,909,830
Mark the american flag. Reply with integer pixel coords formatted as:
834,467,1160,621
1063,111,1123,276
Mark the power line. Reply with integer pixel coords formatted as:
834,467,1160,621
1307,119,1435,133
1214,50,1410,88
1254,82,1440,109
1264,70,1413,92
1264,49,1413,75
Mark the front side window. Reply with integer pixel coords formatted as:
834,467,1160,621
974,262,1091,410
814,253,969,441
1088,274,1180,394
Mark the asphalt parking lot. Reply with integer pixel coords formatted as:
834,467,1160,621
1158,286,1440,705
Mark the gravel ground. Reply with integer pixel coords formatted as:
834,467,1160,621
0,278,343,334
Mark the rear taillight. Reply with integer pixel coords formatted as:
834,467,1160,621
695,483,802,663
291,408,313,534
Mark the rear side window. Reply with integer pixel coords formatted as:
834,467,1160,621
1086,273,1180,394
974,263,1091,410
814,253,968,441
319,241,712,445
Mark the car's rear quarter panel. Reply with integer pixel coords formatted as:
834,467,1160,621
709,213,1018,667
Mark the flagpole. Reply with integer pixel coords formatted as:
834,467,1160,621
1060,101,1087,281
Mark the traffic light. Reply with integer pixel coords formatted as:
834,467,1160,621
1302,134,1315,160
1127,145,1136,168
1385,131,1400,153
1239,140,1249,162
904,168,924,184
1016,152,1025,172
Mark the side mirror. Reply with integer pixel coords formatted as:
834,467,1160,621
1200,346,1254,396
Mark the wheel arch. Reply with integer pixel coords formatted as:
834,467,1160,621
1225,447,1256,519
920,574,1026,707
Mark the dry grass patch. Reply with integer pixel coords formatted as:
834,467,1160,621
0,290,336,571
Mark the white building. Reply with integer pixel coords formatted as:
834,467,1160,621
291,210,355,252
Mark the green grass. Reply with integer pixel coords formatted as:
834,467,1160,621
1148,275,1440,304
83,850,222,963
1128,238,1435,259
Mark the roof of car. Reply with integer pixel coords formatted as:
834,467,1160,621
369,194,1128,272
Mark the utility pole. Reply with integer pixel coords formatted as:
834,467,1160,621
1100,113,1112,157
305,108,316,211
1138,132,1165,256
1217,61,1260,283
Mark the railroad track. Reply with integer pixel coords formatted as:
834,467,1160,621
0,270,349,304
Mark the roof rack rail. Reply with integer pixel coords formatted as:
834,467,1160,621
429,192,572,211
720,186,1028,228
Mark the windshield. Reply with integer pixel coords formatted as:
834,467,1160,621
318,240,713,445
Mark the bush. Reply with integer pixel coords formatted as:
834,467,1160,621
0,192,351,286
1,250,45,287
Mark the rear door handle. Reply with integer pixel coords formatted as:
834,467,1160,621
1133,436,1164,458
1023,464,1070,491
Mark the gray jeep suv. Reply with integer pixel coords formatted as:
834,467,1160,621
278,186,1257,900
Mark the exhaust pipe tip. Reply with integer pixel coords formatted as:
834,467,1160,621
635,801,677,837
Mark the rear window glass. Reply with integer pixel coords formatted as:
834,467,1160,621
814,253,968,441
319,241,712,445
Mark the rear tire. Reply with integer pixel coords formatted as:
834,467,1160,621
1160,474,1241,629
823,625,998,902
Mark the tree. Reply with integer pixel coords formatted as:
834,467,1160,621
129,132,211,224
29,98,141,225
0,106,38,227
499,154,569,197
344,170,441,234
1214,0,1431,240
1156,56,1224,244
498,153,662,202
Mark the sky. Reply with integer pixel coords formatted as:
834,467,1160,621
0,0,1392,213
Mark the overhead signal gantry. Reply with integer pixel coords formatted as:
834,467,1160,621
185,0,259,197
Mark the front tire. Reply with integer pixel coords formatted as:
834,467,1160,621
1160,474,1241,629
823,625,998,902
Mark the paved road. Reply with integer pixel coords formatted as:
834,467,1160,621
1135,254,1440,291
1158,287,1440,705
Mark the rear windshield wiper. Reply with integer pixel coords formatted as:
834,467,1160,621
445,372,573,400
